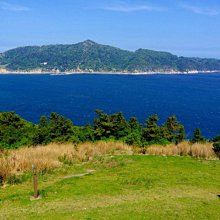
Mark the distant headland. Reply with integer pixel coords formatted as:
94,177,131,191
1,40,220,74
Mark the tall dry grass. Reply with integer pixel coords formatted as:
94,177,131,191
75,141,132,161
0,141,132,183
146,141,217,159
0,140,217,184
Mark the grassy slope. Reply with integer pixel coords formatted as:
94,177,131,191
0,155,219,220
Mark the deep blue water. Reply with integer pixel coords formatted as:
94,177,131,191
0,73,220,138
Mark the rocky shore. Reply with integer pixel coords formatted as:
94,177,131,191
0,68,219,75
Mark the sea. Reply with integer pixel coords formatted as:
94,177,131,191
0,73,220,139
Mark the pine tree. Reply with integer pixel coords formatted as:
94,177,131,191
163,115,185,144
190,128,205,143
143,114,161,142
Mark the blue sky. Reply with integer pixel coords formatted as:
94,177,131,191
0,0,220,58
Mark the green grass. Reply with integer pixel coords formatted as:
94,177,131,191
0,155,220,219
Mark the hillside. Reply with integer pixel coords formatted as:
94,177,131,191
0,151,219,219
1,40,220,73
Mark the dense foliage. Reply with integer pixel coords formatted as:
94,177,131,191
0,112,35,148
190,128,205,143
1,110,219,152
212,135,220,155
1,40,220,72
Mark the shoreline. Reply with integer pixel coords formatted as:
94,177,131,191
0,69,219,75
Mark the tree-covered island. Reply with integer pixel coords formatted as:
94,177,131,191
1,40,220,73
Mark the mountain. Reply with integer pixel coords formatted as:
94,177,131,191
1,40,220,73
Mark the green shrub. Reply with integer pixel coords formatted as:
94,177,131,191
213,142,220,152
212,135,220,143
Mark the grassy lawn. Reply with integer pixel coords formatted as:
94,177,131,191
0,155,219,219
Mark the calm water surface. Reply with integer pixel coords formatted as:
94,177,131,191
0,73,220,138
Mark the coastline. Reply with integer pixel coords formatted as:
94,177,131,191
0,68,219,75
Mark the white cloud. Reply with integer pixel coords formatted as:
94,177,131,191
102,3,167,13
0,1,30,11
180,3,219,16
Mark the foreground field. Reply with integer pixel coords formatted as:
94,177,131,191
0,153,219,219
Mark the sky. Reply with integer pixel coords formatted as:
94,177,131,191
0,0,220,58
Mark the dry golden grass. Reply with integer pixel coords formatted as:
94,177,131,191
0,141,132,182
146,141,217,159
75,141,133,161
0,140,217,183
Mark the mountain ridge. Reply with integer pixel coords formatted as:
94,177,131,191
1,40,220,73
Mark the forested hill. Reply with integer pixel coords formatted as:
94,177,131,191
1,40,220,73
